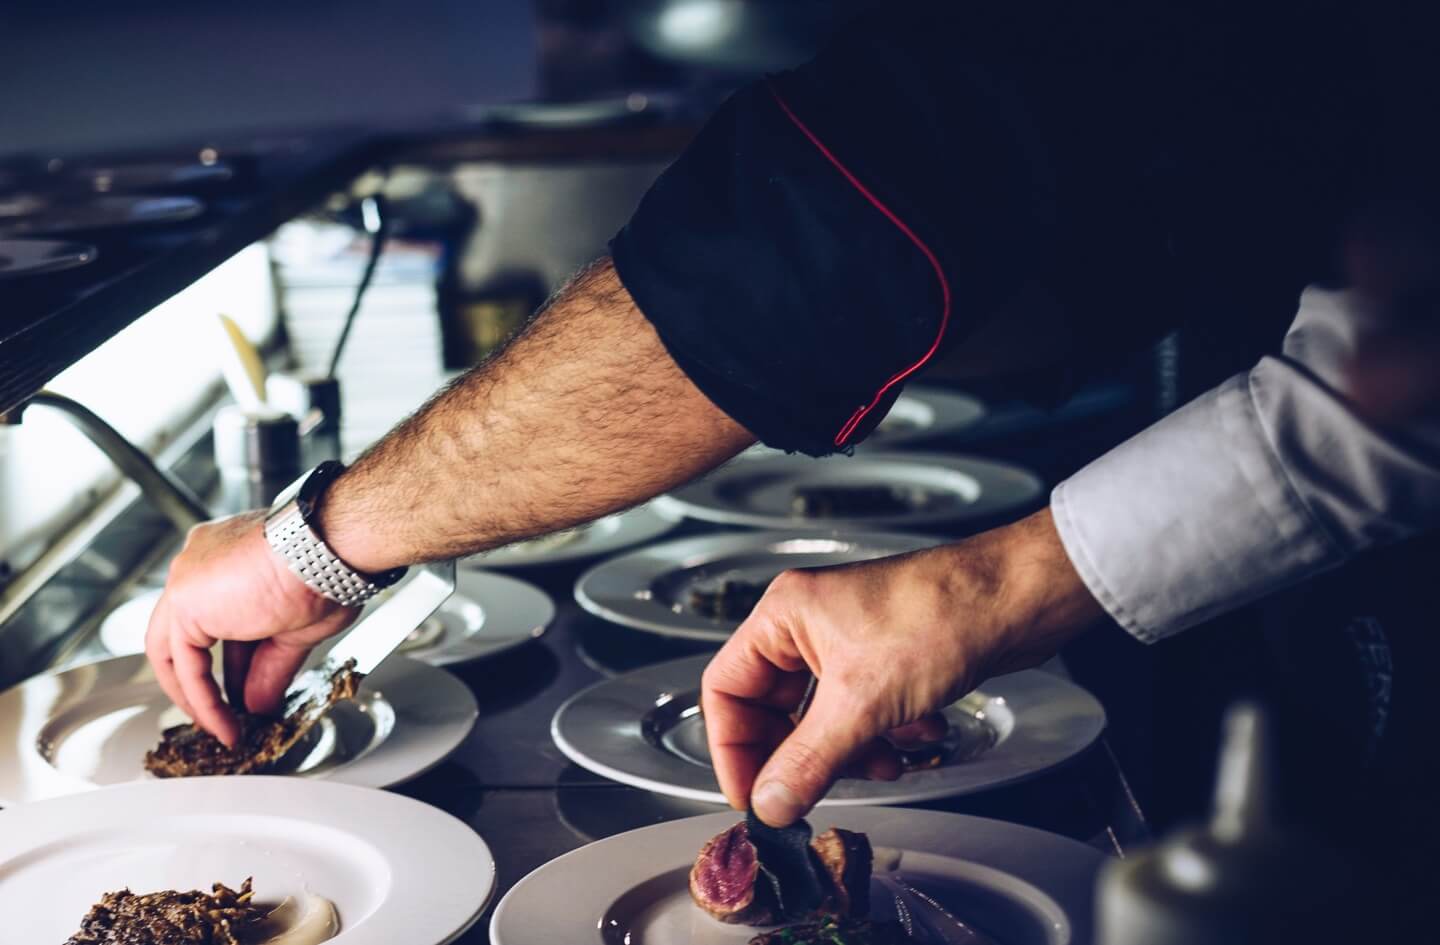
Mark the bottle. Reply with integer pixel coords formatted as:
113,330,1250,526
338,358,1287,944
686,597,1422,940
1097,703,1356,945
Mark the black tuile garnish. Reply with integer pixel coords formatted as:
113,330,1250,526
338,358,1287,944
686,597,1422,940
746,808,827,920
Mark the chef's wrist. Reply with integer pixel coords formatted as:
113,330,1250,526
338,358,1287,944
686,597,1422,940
985,507,1106,672
308,470,401,576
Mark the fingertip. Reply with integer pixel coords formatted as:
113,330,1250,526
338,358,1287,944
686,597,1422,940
752,779,806,827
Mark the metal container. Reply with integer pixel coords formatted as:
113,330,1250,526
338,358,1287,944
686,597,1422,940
212,405,301,513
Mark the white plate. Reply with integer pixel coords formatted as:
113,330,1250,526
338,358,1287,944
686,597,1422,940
100,572,553,667
463,505,682,569
656,452,1044,531
490,807,1102,945
0,654,477,805
574,530,944,641
552,655,1107,806
0,776,495,945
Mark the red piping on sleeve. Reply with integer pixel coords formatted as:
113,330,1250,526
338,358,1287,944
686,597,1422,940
766,82,953,448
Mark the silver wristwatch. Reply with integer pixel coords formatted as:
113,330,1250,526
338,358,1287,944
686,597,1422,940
264,461,406,607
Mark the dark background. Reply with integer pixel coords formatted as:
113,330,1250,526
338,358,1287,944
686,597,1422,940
0,1,540,151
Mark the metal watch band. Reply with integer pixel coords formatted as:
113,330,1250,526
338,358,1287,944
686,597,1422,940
264,499,387,607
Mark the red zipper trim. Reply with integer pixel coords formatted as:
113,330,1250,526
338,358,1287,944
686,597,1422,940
767,82,953,447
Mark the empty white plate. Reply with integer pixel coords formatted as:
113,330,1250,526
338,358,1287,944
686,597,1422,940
574,530,944,641
463,504,682,569
552,655,1107,806
490,807,1102,945
656,452,1044,531
0,653,477,805
0,776,494,945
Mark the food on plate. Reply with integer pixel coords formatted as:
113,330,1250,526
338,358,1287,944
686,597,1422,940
690,818,872,927
144,662,361,778
687,577,772,620
790,485,911,518
64,877,265,945
748,916,909,945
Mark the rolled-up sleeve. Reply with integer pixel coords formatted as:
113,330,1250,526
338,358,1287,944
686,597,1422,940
610,6,1063,456
1052,287,1440,642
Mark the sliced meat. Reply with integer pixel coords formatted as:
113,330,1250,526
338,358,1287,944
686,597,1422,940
810,827,873,918
689,822,778,925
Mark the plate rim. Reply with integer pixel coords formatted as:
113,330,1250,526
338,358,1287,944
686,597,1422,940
655,451,1045,531
0,237,98,278
462,504,682,569
573,529,946,641
417,570,556,666
550,655,1107,806
489,807,1103,945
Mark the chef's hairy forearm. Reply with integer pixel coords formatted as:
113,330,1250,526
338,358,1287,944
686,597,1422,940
316,258,754,572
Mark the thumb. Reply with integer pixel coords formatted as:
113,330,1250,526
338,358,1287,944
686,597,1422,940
749,685,871,827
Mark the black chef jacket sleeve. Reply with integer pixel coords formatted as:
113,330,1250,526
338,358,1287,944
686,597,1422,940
610,5,1065,456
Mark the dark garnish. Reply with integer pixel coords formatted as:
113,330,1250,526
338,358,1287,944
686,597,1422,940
64,877,265,945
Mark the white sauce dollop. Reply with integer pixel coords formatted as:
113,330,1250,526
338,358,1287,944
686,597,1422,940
253,892,340,945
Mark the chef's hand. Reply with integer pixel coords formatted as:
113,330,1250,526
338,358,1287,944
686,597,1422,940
145,512,358,747
701,508,1104,827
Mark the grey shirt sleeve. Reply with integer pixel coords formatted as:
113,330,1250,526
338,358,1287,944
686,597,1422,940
1051,287,1440,642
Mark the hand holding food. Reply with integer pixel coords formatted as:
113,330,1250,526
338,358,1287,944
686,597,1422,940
702,508,1104,826
145,512,359,747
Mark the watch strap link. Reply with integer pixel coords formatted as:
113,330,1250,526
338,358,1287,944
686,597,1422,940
265,499,389,607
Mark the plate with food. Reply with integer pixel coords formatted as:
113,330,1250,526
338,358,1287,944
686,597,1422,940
573,531,944,641
0,652,477,805
463,504,682,569
655,453,1044,531
0,237,98,279
552,655,1106,806
0,775,495,945
99,571,553,667
490,807,1102,944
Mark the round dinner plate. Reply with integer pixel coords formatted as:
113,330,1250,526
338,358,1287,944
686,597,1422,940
464,504,682,569
552,655,1107,806
490,807,1103,945
574,530,944,641
656,451,1044,531
0,776,495,945
0,194,204,235
0,237,97,279
0,653,477,805
99,571,553,667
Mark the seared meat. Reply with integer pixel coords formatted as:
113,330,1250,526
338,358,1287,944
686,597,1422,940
790,485,911,518
748,916,908,945
145,662,361,778
690,819,873,928
64,878,264,945
810,828,872,918
689,822,779,925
